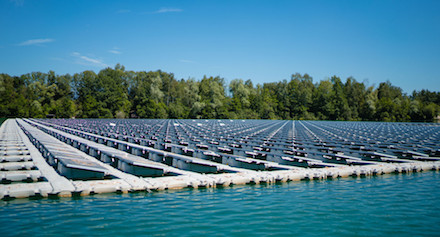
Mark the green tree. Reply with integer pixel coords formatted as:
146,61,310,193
375,81,408,121
199,76,227,118
312,79,333,120
328,76,350,120
288,73,314,119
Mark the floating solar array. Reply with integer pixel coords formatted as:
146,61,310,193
1,118,440,200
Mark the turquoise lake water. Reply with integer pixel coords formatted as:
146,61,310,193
1,172,440,236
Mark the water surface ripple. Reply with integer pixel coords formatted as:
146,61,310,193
1,172,440,236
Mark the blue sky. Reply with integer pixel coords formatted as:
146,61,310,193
1,0,439,93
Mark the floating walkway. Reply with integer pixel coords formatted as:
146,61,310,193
1,118,439,200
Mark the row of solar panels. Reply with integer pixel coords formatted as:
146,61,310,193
2,118,440,200
16,119,438,182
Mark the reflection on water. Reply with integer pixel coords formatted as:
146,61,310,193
1,172,440,236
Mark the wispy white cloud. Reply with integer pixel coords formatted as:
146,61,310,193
108,47,122,54
109,50,122,54
153,7,183,14
72,52,108,68
179,59,196,64
18,38,54,46
10,0,24,7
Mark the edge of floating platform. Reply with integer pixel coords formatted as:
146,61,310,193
2,160,439,199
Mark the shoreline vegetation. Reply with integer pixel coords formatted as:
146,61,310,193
1,64,439,122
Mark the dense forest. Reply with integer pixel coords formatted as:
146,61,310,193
1,64,439,122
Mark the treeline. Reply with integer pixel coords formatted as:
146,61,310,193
1,64,439,122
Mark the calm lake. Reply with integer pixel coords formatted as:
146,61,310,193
1,171,439,236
